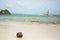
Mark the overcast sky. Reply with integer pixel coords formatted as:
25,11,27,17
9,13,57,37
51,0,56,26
0,0,60,15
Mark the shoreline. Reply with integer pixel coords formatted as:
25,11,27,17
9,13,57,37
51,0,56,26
0,20,60,24
0,21,60,27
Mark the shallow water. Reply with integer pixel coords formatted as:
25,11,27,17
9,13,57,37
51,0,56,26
0,15,60,24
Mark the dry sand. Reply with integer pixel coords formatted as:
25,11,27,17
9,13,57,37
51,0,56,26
0,21,60,40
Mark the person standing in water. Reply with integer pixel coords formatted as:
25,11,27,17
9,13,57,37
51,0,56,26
46,9,49,16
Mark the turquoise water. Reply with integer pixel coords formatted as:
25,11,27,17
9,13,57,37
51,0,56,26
0,15,60,24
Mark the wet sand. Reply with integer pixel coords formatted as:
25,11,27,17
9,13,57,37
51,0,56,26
0,21,60,40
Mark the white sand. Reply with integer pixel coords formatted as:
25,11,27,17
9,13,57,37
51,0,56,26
0,21,60,40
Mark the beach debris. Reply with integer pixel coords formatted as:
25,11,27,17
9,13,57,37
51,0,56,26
16,32,23,38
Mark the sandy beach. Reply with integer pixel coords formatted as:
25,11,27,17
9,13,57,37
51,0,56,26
0,21,60,40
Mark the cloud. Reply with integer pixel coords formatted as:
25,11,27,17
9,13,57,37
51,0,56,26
4,0,60,14
6,4,14,8
16,1,25,6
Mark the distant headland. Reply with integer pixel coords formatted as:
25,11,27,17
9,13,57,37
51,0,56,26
0,9,11,15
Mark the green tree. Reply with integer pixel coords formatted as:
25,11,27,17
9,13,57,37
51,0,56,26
0,9,11,15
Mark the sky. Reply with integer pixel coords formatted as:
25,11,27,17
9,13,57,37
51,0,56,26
0,0,60,15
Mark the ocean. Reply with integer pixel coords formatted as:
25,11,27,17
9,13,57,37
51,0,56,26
0,15,60,24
